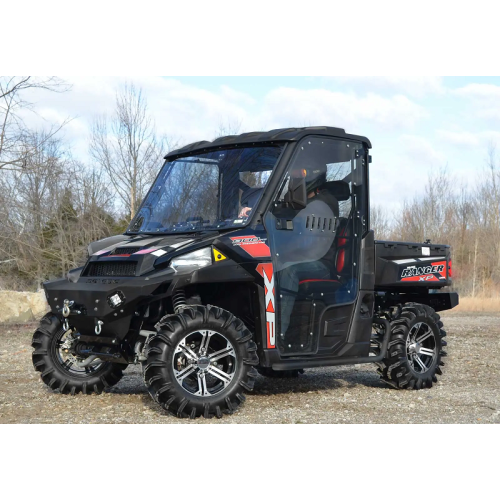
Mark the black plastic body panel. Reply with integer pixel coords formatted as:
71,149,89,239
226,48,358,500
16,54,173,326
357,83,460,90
360,231,375,290
342,232,375,357
316,303,356,355
376,291,459,313
43,269,175,339
166,127,372,161
375,240,452,291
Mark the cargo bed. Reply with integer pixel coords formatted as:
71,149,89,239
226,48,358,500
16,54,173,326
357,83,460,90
375,240,452,291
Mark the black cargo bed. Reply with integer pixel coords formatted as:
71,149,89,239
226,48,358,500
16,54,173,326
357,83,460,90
375,241,452,290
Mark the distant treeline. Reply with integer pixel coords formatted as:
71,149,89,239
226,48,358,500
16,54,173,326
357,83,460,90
371,159,500,297
1,76,499,297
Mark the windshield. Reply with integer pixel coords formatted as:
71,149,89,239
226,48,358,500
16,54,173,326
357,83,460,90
128,145,284,234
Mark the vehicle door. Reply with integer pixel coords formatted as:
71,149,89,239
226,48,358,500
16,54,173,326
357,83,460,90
264,137,368,357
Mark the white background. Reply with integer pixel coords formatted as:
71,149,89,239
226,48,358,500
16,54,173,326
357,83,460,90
1,0,498,498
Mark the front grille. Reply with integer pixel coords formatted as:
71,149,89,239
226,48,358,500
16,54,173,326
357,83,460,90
112,247,142,255
84,262,137,277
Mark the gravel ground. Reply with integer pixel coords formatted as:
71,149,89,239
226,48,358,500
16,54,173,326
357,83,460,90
0,314,498,424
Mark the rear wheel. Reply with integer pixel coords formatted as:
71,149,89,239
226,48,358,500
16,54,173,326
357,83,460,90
377,304,447,390
143,305,259,419
32,314,125,395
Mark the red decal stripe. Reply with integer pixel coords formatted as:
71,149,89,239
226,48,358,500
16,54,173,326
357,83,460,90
256,263,276,349
299,279,340,285
402,275,440,282
231,236,271,258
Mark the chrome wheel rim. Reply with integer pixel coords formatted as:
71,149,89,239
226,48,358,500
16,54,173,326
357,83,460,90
172,330,237,398
406,322,437,374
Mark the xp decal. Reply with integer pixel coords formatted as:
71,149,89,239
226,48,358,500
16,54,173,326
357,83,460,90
256,263,276,349
231,235,271,258
400,260,447,282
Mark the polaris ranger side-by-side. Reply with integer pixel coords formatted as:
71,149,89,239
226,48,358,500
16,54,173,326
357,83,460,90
32,127,458,419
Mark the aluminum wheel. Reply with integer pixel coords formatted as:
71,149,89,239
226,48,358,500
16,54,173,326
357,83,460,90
172,330,237,398
406,322,437,374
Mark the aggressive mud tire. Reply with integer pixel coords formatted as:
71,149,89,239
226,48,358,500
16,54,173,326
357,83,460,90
377,304,447,390
32,314,125,395
143,305,259,419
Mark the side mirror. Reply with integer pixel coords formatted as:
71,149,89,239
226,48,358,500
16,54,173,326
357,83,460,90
284,177,307,210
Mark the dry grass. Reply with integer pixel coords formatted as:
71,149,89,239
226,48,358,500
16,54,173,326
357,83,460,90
447,296,500,314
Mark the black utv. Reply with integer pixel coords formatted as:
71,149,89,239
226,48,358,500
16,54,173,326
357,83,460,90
33,127,458,419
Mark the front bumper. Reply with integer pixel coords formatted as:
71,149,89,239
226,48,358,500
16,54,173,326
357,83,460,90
44,269,175,338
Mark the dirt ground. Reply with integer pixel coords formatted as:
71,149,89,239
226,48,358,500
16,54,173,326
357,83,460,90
0,314,498,424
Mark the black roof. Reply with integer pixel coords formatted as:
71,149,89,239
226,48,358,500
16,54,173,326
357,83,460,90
165,126,372,160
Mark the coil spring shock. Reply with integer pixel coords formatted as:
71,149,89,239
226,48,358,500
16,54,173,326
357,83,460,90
172,289,187,313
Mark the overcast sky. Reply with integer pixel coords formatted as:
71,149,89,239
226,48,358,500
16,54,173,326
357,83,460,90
21,76,500,210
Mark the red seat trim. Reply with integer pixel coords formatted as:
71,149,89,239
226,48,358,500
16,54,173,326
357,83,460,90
337,249,345,273
299,279,340,286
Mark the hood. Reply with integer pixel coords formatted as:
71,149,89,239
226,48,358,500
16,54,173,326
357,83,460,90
84,233,220,278
88,234,200,258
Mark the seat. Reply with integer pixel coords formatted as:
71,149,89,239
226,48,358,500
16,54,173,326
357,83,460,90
295,185,341,299
334,218,351,278
296,180,353,296
322,181,351,202
296,219,353,301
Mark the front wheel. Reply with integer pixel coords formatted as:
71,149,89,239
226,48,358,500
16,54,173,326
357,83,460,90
377,304,447,390
143,305,259,419
32,314,125,395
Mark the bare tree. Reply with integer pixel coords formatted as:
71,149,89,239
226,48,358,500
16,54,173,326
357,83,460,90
0,131,70,286
90,83,176,221
0,130,122,290
469,146,500,296
393,168,454,243
1,78,499,300
0,76,70,171
213,119,242,140
371,205,392,240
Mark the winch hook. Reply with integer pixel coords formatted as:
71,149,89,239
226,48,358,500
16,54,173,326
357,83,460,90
62,300,74,332
95,321,104,336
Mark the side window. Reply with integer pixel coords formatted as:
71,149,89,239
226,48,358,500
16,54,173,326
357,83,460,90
267,137,361,274
326,162,352,219
275,140,358,215
240,170,272,189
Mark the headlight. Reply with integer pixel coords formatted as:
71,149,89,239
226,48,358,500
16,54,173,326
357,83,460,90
169,248,212,273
